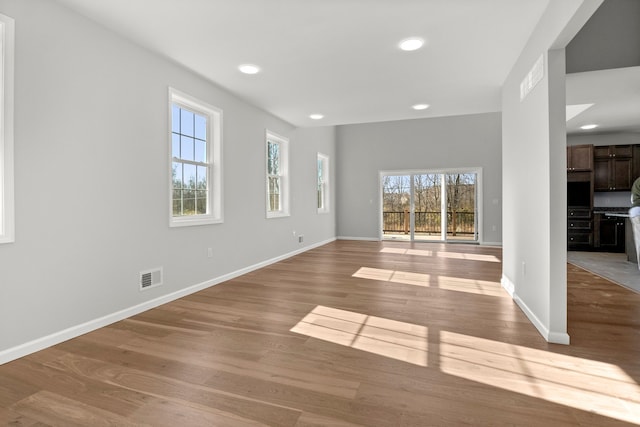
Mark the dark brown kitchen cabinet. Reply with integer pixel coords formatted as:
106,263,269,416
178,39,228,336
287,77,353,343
568,208,593,250
594,214,625,253
594,145,633,191
594,145,633,159
567,144,593,171
634,145,640,179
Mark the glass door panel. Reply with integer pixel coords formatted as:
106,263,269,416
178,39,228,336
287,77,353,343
382,175,411,241
445,173,477,241
413,174,442,241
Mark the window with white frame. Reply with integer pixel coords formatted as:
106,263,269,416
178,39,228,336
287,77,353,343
266,131,289,218
317,153,330,213
0,13,15,244
169,88,223,227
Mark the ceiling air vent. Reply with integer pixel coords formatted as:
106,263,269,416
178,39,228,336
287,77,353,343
139,267,163,291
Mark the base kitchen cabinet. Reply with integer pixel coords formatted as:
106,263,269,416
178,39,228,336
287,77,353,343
594,213,625,253
568,208,593,249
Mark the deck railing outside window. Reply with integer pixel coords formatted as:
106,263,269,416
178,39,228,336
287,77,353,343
383,211,474,235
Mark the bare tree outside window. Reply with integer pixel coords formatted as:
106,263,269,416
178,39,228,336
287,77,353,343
265,131,289,218
267,141,281,212
382,172,476,240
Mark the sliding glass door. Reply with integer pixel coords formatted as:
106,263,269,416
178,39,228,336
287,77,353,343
381,170,479,242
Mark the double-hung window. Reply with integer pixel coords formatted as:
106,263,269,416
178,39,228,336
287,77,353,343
266,130,289,218
169,88,222,227
317,153,330,213
0,13,15,244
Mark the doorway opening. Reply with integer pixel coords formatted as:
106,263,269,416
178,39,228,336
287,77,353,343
380,170,480,242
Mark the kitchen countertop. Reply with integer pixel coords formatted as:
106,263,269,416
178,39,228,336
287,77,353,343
593,207,631,217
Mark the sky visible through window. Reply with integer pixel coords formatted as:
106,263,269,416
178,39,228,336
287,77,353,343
171,104,209,216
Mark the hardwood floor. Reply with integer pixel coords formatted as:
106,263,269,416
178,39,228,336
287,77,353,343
1,240,639,426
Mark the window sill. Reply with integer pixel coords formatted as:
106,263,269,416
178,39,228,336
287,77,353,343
266,211,290,219
170,215,223,227
0,235,15,244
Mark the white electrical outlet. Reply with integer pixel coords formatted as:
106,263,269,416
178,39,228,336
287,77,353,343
207,248,213,258
298,235,304,243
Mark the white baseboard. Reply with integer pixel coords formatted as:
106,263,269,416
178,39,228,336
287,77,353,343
337,236,380,241
501,274,570,345
500,274,515,297
547,331,571,345
481,241,502,247
0,237,337,365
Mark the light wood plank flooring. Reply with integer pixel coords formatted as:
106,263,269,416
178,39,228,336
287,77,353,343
1,240,639,426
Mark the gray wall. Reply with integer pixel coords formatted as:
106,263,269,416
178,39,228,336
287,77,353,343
0,0,336,356
335,113,502,244
566,0,640,73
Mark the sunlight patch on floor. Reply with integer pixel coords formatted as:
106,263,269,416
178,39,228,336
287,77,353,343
291,305,640,423
290,305,428,366
439,330,640,424
352,266,504,296
380,247,500,263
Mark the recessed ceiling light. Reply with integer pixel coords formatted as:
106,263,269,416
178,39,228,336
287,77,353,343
580,124,598,130
309,114,324,120
399,37,424,51
412,104,430,110
238,64,260,74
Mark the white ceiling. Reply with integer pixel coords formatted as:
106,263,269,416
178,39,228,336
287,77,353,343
566,66,640,135
53,0,552,127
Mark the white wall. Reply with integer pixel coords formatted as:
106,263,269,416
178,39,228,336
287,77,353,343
501,0,602,344
0,0,336,360
336,113,502,244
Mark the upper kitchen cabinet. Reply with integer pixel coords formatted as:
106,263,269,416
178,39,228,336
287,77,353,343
594,144,633,159
594,145,633,191
567,144,593,171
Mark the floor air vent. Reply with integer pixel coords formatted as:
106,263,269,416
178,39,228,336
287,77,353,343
140,267,163,291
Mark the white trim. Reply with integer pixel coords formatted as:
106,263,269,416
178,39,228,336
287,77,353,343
168,87,223,227
0,14,15,244
500,274,515,297
337,236,380,241
0,237,337,365
501,274,570,345
481,241,503,247
547,331,571,345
